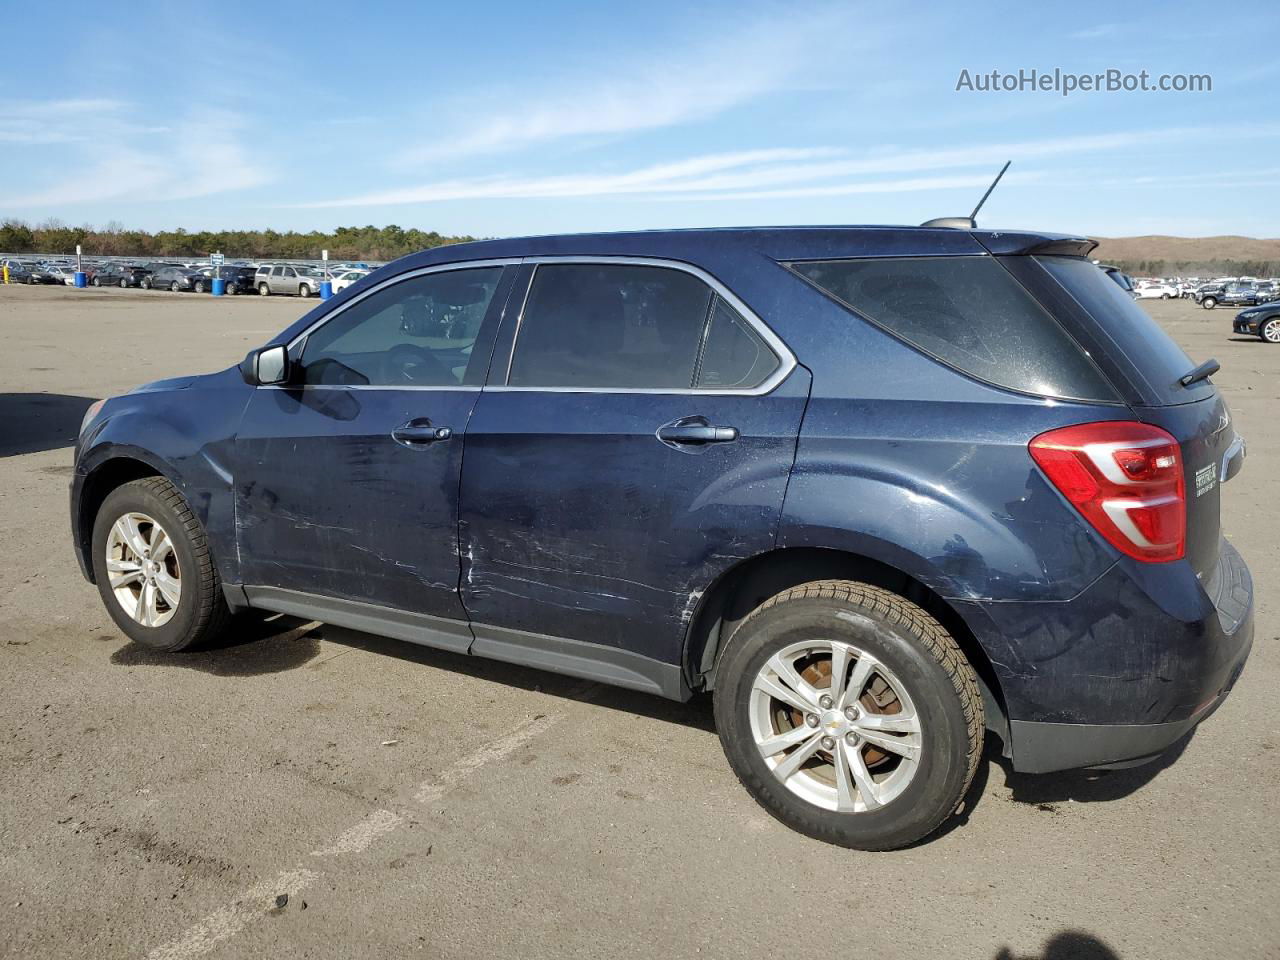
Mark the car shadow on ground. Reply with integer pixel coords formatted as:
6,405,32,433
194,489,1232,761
109,613,323,676
318,625,719,733
995,731,1191,805
0,392,99,457
994,930,1122,960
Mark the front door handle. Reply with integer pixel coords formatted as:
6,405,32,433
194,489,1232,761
656,417,739,449
392,419,453,448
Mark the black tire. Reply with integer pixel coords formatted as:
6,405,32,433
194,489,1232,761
170,281,181,292
90,477,231,652
1202,297,1217,309
119,278,128,288
225,283,237,295
141,278,152,290
258,283,270,296
713,580,983,851
1161,293,1170,299
194,280,206,294
92,277,101,287
298,284,312,298
1262,317,1280,344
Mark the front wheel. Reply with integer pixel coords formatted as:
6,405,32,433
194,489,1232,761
1202,297,1217,309
119,278,128,288
1262,318,1280,344
298,284,312,298
170,281,181,293
194,280,206,293
90,477,231,652
713,580,983,850
140,278,152,290
258,283,270,296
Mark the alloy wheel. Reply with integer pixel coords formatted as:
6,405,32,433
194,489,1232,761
749,639,922,813
1263,318,1280,343
104,512,181,627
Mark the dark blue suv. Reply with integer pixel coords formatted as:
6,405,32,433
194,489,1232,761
71,226,1253,849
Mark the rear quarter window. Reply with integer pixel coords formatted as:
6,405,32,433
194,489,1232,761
1034,256,1209,405
789,256,1119,402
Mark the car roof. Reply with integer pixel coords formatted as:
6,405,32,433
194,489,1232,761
388,225,1094,273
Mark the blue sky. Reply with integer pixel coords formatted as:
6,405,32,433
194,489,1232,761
1,0,1276,237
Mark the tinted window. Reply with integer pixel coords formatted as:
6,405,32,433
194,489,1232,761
790,256,1117,402
695,297,779,389
300,267,502,387
1035,256,1208,405
509,264,714,389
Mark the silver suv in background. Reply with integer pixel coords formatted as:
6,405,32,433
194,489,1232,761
255,264,325,297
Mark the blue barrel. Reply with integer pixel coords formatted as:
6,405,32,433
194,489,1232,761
74,271,87,288
320,281,334,300
211,278,226,296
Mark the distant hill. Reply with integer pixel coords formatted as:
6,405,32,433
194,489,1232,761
1092,235,1280,278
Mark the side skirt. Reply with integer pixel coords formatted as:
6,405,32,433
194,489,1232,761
238,585,690,701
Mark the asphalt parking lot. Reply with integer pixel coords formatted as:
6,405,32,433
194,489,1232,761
1,283,1276,960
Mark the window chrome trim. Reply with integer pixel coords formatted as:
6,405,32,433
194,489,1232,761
492,255,797,397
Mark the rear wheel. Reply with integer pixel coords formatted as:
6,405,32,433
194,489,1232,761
225,282,237,295
1262,318,1280,344
713,580,983,850
1202,297,1217,309
90,477,231,652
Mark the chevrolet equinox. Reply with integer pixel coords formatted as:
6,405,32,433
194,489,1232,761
71,225,1254,849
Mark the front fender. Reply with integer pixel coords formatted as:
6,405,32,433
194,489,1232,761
73,370,249,584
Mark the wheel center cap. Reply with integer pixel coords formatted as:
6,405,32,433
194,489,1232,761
820,710,847,736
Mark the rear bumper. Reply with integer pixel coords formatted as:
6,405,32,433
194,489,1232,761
1008,624,1251,773
956,538,1254,774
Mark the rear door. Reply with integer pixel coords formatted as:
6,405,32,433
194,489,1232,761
457,258,809,690
234,262,516,630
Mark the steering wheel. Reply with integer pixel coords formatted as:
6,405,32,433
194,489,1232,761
385,343,451,385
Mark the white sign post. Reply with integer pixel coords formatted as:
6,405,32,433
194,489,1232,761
322,249,329,281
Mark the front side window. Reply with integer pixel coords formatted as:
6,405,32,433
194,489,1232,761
507,263,780,390
299,267,502,387
790,256,1117,402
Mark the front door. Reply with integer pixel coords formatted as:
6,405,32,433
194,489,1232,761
235,263,514,626
459,260,809,681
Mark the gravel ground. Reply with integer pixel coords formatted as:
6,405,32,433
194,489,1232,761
1,283,1276,960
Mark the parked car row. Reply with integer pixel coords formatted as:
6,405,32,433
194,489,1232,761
2,256,373,297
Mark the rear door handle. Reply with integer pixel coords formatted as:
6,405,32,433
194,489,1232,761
656,417,739,449
392,419,453,447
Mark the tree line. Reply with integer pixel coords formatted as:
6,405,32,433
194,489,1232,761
0,219,478,262
1113,258,1280,278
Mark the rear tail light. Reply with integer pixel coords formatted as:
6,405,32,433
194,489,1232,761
1029,421,1185,563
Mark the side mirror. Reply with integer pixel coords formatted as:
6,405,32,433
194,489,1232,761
240,344,291,386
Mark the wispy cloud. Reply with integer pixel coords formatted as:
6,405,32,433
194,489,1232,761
1068,23,1122,40
301,124,1271,209
0,102,271,208
395,7,861,165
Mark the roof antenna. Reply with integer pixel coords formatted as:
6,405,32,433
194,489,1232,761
920,160,1011,229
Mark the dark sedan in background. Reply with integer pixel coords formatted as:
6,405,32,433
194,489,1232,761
1234,302,1280,342
196,265,259,294
141,265,210,293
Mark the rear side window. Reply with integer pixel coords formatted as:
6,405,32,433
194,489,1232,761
508,263,780,390
790,256,1118,402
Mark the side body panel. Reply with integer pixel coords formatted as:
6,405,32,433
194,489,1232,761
458,370,811,666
